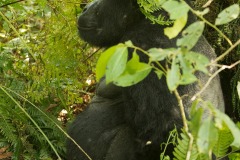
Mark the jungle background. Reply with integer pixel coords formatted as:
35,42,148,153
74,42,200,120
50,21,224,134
0,0,239,159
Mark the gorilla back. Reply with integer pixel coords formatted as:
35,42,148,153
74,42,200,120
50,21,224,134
67,0,225,159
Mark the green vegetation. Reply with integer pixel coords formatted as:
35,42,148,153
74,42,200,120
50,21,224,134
0,0,239,159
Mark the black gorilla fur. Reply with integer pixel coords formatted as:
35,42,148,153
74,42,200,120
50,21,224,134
66,0,225,159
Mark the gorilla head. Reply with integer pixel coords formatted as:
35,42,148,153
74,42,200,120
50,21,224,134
77,0,143,47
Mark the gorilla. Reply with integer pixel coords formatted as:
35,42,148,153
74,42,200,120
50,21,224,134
66,0,225,159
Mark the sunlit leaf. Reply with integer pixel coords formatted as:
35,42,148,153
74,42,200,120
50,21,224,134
177,21,205,50
164,16,187,39
162,0,190,20
177,52,197,84
189,100,204,137
197,117,218,153
214,108,240,148
105,47,128,83
215,4,240,25
184,51,210,74
155,70,164,79
167,58,180,91
114,52,152,86
148,48,175,61
96,46,117,81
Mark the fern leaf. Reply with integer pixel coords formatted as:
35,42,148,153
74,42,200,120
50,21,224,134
213,128,233,158
0,115,18,143
173,132,198,160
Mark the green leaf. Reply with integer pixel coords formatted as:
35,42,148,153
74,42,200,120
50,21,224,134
177,53,197,85
148,48,175,61
184,51,210,74
167,58,180,91
173,132,198,160
162,0,190,20
105,47,128,83
96,46,117,81
228,153,240,159
124,40,133,46
215,4,240,25
114,52,152,86
177,21,205,50
180,72,197,85
214,109,240,148
164,16,187,39
189,100,204,137
213,127,233,158
197,117,218,153
155,70,164,79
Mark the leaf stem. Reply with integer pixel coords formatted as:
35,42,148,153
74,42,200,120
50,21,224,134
189,8,233,46
213,39,240,63
174,89,194,160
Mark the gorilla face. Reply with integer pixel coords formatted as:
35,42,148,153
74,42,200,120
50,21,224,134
77,0,142,47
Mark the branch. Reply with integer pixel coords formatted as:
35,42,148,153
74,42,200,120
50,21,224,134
189,8,233,46
202,0,213,8
192,60,240,101
213,39,240,63
174,90,194,160
0,0,25,8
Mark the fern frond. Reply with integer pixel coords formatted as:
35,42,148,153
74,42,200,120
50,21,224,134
0,116,18,143
173,132,198,160
137,0,172,25
213,128,233,158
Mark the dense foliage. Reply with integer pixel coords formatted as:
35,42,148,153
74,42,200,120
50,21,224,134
0,0,239,159
0,0,96,159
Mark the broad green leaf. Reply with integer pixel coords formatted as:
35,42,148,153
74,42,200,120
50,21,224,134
180,72,197,85
177,21,205,50
114,52,152,86
148,48,175,61
162,0,190,20
177,52,197,84
215,4,240,25
189,105,204,137
96,46,117,81
184,51,210,74
124,40,133,46
214,109,240,148
164,16,187,39
197,117,218,153
167,58,180,91
237,82,240,99
105,47,128,83
228,153,240,159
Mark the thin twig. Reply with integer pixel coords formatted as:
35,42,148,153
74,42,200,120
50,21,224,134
174,90,194,160
189,8,233,46
213,39,240,63
192,60,240,101
202,0,213,8
0,0,25,8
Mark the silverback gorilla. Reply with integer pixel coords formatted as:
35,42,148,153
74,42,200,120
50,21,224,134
66,0,225,159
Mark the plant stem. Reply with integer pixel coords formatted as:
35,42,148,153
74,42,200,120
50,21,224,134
213,39,240,63
190,8,233,46
174,90,194,160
